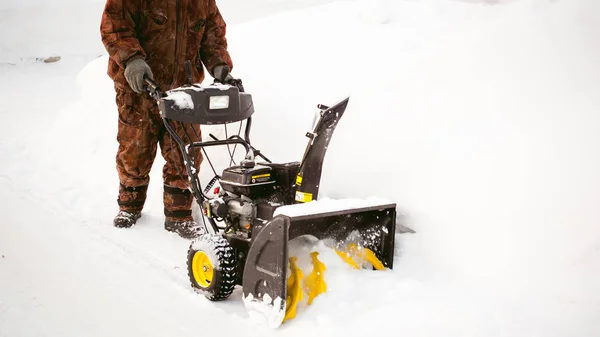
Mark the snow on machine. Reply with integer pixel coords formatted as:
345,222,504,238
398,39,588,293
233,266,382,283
144,64,397,328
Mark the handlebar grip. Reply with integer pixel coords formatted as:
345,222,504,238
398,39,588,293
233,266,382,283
144,75,159,90
143,75,163,100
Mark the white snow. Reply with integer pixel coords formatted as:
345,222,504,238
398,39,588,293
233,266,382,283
165,91,195,110
190,83,233,91
242,292,286,329
274,197,394,217
1,0,600,336
169,82,233,92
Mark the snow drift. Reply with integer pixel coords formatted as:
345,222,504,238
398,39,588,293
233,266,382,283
1,0,599,336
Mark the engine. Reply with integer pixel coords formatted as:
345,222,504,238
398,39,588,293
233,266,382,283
202,164,272,233
220,164,274,198
203,162,300,235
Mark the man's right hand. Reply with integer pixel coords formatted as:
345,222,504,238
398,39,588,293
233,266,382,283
124,58,154,93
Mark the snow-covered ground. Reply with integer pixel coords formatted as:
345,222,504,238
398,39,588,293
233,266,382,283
1,0,600,336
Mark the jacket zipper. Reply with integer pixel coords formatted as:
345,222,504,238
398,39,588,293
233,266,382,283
172,0,181,88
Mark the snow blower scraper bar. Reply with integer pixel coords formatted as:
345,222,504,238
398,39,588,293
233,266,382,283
143,68,397,328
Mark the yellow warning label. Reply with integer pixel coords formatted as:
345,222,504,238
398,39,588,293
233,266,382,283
295,191,313,203
295,175,303,186
251,173,271,184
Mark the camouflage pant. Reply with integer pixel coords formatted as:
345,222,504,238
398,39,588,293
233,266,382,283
114,88,203,221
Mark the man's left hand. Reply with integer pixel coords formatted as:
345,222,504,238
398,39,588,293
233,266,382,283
213,65,234,83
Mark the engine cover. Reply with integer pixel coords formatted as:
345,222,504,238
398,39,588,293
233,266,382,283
220,165,274,197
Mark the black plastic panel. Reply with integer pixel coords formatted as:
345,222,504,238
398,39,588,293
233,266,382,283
242,215,289,314
294,98,349,202
158,84,254,125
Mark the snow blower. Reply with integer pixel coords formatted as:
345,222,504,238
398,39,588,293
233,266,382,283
144,64,396,328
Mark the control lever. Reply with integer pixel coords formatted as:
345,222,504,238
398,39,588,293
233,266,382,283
184,60,193,86
144,75,163,100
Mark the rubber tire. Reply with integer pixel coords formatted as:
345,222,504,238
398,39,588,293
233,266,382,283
187,234,237,301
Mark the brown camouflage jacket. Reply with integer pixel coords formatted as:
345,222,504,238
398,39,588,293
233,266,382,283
100,0,233,91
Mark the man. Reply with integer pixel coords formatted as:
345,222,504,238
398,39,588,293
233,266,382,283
100,0,234,239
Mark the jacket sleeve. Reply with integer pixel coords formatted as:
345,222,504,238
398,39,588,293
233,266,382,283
200,0,233,75
100,0,146,68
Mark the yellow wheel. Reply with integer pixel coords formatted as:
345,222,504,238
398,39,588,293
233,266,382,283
187,234,237,301
191,251,214,288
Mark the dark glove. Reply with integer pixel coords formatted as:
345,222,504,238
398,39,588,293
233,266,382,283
124,58,153,93
212,64,234,83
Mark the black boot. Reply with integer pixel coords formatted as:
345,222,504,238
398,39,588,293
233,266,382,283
164,219,205,239
113,211,141,228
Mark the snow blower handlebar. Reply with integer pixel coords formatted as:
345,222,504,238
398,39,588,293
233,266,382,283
142,73,261,234
144,76,163,101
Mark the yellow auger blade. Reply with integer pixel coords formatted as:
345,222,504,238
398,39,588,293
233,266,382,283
336,243,386,270
361,248,386,270
283,256,304,322
303,252,327,305
335,249,360,269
